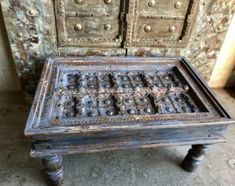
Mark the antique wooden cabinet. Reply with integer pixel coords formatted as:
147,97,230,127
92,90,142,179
55,0,198,48
18,0,234,186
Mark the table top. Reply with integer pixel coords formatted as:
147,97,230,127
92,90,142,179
25,57,233,136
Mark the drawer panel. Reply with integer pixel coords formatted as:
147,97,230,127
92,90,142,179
136,18,184,40
56,0,124,47
66,16,120,39
139,0,190,17
125,0,199,47
65,0,121,14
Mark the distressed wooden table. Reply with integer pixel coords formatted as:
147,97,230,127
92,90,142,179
25,57,234,185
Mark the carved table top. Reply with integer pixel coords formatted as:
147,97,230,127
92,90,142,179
25,57,233,136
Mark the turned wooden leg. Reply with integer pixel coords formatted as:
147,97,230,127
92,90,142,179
181,144,209,172
42,155,63,186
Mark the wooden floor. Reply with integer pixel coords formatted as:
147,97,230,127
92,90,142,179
0,89,235,186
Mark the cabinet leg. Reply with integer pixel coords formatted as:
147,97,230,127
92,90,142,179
42,155,63,186
181,144,209,172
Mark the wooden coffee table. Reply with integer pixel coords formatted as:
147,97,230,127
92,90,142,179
25,57,234,185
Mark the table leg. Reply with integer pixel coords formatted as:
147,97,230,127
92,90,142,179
181,144,209,172
42,155,63,186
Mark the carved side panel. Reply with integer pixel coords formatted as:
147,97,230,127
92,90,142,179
125,0,199,47
0,0,57,98
56,0,125,47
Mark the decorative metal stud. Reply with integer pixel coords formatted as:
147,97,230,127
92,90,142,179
144,107,152,113
121,76,128,81
104,0,112,4
127,109,136,115
122,84,129,88
104,24,112,31
17,32,23,38
125,99,133,104
140,98,148,103
104,99,111,105
74,23,83,31
144,25,151,32
106,110,114,116
74,0,84,5
26,8,38,17
174,1,182,9
148,0,156,7
87,111,95,117
169,26,176,33
137,84,143,88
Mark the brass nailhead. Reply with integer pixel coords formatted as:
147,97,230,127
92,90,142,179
104,24,112,31
169,26,176,33
74,23,83,31
17,32,23,38
26,8,38,17
174,1,182,9
74,0,84,5
144,25,151,32
104,0,112,4
148,0,156,7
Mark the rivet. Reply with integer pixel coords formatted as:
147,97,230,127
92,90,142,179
144,25,151,32
106,110,114,116
122,84,129,88
104,0,112,4
174,1,182,9
74,0,84,5
87,111,95,117
148,0,156,7
34,51,40,56
121,76,128,81
125,99,133,104
140,98,147,102
169,26,176,33
144,107,152,113
127,109,136,115
17,32,23,38
27,8,38,17
104,24,112,31
104,99,111,105
74,23,83,31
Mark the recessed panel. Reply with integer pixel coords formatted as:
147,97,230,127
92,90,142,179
125,0,198,47
56,0,124,47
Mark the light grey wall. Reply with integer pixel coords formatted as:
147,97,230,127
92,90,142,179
0,7,20,92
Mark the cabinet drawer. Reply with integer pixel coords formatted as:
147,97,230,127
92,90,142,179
65,0,121,15
139,0,190,18
56,0,124,47
136,18,184,40
66,16,120,38
65,16,121,45
125,0,198,47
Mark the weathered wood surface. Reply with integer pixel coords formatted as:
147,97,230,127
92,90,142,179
24,57,233,137
30,124,226,157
